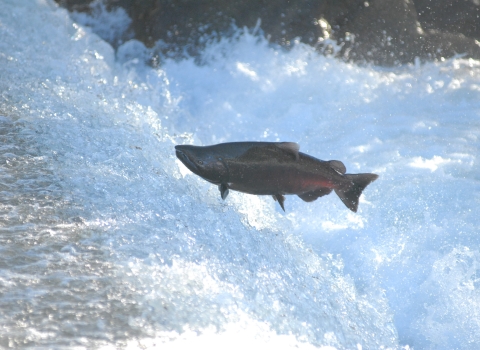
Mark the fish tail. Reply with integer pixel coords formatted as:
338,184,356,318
334,173,379,212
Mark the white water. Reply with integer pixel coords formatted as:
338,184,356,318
1,0,479,348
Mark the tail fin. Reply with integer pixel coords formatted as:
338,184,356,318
334,173,379,212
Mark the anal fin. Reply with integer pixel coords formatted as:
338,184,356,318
298,188,333,202
272,194,286,211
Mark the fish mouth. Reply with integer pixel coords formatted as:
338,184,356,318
175,146,198,172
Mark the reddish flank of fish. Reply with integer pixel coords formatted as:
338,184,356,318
175,142,378,212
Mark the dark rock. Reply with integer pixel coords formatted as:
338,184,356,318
56,0,95,12
55,0,480,66
331,0,480,65
415,0,480,39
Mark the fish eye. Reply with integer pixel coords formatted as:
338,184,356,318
197,160,203,165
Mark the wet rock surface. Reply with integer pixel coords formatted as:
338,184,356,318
55,0,480,65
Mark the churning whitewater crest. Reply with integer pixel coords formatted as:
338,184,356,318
2,0,480,349
0,1,398,348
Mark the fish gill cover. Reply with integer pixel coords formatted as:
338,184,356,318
0,0,479,349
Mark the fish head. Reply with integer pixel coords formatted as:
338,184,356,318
175,145,229,184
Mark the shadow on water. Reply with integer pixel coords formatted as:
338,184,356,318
0,116,146,348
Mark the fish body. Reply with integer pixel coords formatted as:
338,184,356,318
175,142,378,212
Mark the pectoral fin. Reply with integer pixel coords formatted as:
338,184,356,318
219,183,229,200
298,188,333,202
272,194,286,211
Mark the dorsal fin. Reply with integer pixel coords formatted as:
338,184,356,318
329,160,346,174
276,142,300,160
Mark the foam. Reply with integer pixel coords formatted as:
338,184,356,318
1,0,480,348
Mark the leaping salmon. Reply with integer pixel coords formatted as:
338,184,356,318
175,142,378,212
